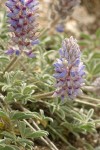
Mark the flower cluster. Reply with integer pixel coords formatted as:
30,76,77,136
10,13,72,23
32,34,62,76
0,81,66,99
50,0,81,32
6,0,39,57
54,0,80,19
53,36,85,99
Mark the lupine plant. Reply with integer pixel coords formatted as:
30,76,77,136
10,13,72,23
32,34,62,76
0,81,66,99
0,0,100,150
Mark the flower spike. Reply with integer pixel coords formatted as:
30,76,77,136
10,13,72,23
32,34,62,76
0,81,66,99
53,36,85,100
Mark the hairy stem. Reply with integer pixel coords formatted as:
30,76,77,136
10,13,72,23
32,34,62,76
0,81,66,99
76,99,97,107
82,86,100,92
3,56,18,74
78,95,100,103
24,119,58,150
32,91,54,99
32,120,58,150
48,125,77,150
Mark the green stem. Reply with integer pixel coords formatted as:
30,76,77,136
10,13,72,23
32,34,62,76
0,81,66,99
24,119,58,150
78,95,100,103
32,91,100,108
82,86,100,92
3,56,18,74
76,99,98,107
48,125,77,150
22,107,58,150
32,91,54,99
31,120,58,150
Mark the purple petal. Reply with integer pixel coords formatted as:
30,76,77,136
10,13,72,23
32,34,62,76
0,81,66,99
15,50,20,55
5,49,14,55
25,51,36,58
31,39,40,45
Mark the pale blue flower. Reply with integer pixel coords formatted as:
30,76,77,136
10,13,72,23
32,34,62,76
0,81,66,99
53,36,85,99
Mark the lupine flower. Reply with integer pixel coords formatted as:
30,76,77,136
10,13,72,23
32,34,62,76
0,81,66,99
53,36,85,100
6,0,39,57
54,0,80,19
50,0,80,32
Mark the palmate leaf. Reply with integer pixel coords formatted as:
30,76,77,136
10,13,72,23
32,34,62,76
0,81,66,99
18,121,48,139
0,144,19,150
87,109,94,121
0,110,11,130
18,121,26,138
79,122,96,133
91,51,100,59
17,138,33,146
0,111,7,118
0,145,15,150
1,131,16,140
0,56,9,63
92,62,100,75
11,111,40,120
25,130,48,139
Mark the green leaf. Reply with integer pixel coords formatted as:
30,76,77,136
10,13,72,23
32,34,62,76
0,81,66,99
0,111,7,117
96,28,100,38
0,56,9,63
12,112,33,120
58,109,65,120
12,111,40,120
17,138,33,146
2,85,11,92
93,63,100,75
23,86,35,95
44,50,55,57
1,131,15,140
79,122,95,132
0,145,15,150
6,92,13,102
18,121,26,138
23,128,32,138
91,52,100,59
81,33,91,40
78,41,89,46
25,130,48,138
73,111,85,122
87,109,94,121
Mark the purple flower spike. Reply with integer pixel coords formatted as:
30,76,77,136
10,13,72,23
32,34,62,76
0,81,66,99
6,0,39,57
53,36,85,100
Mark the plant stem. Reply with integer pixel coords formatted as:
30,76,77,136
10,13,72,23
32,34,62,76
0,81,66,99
76,99,97,107
3,56,18,74
48,125,77,150
23,106,58,150
32,120,58,150
32,91,54,99
82,86,100,92
24,119,58,150
78,95,100,103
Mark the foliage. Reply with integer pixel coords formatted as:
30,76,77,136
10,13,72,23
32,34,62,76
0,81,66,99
0,6,100,150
